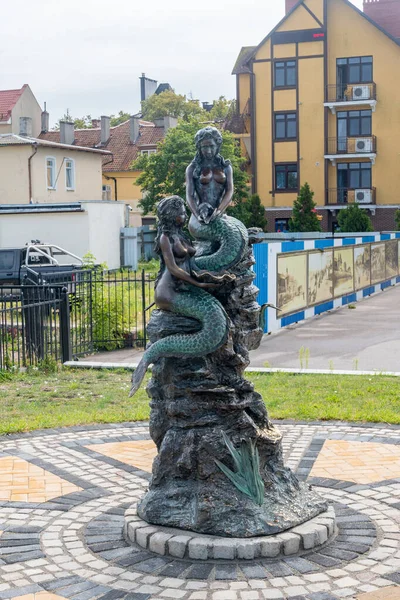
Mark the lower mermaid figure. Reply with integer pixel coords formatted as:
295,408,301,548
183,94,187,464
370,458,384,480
129,196,230,396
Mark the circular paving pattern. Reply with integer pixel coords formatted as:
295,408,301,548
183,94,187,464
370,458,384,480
0,421,398,600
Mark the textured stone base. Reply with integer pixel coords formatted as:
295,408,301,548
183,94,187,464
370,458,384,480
124,504,337,561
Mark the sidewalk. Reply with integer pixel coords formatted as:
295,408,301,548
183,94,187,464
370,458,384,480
0,420,398,599
81,285,400,373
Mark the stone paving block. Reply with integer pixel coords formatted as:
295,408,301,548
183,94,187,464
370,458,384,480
276,532,301,556
259,538,281,558
212,539,236,560
167,536,193,559
188,539,211,560
149,532,173,556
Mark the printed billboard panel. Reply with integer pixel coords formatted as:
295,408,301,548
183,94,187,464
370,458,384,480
371,243,386,284
354,245,371,290
277,253,307,316
386,240,398,279
333,248,354,296
308,250,334,306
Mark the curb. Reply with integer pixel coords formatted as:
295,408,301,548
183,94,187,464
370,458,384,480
63,361,400,377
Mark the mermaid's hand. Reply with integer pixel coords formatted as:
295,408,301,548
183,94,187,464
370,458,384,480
198,203,214,223
198,282,223,289
193,269,236,284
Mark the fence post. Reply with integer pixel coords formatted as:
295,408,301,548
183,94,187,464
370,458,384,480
141,270,147,348
60,287,72,362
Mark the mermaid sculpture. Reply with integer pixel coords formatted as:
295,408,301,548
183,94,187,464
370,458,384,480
128,127,327,537
130,127,248,396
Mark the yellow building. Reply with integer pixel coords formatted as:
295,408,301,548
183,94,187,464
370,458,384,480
232,0,400,232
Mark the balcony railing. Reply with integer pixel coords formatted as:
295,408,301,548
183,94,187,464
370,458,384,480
325,136,377,156
327,188,376,205
326,83,377,103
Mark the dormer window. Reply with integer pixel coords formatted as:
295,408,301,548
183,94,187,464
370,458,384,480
141,149,157,156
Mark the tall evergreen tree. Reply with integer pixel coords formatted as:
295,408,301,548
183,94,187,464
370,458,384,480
228,194,267,230
395,209,400,231
289,183,322,232
337,204,373,232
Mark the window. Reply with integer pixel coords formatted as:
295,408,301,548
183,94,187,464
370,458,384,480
141,149,157,156
275,113,297,140
337,110,372,149
275,218,290,232
102,185,112,200
337,56,373,85
0,251,15,270
65,159,75,190
46,157,56,189
274,60,296,88
337,162,372,190
275,164,298,191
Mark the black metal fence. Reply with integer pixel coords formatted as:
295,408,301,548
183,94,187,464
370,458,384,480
0,286,70,369
65,269,155,358
0,269,156,369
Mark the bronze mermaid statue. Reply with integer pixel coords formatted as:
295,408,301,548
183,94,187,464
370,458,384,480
130,127,248,396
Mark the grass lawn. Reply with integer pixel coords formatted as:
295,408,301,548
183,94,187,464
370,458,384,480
0,367,398,435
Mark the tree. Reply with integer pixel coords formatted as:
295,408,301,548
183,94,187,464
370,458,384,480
141,90,206,121
208,97,236,121
289,183,322,232
228,194,267,230
132,117,249,215
395,209,400,231
110,111,130,127
53,110,130,131
337,204,373,232
53,111,93,130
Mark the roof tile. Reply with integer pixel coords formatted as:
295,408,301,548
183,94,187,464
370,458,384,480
0,85,27,122
40,120,165,171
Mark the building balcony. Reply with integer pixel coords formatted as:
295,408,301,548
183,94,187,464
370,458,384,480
324,83,377,114
325,136,377,164
326,187,376,206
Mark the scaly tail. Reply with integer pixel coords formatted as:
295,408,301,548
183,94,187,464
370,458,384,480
129,358,149,397
129,285,229,396
189,214,248,273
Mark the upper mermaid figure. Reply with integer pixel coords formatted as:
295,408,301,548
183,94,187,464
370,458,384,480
186,126,233,226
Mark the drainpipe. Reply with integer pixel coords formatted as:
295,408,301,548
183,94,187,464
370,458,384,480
102,155,117,200
28,143,38,203
104,174,118,201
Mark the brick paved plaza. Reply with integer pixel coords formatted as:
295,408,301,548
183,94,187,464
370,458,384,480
0,421,398,600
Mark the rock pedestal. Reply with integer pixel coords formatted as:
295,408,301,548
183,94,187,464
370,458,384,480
137,239,327,537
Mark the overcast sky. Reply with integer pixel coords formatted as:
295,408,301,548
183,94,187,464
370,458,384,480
1,0,363,126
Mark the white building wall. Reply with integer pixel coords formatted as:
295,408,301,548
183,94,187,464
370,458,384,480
0,201,126,269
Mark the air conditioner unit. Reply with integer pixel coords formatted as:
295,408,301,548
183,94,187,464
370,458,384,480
353,85,371,100
355,189,372,204
355,137,373,153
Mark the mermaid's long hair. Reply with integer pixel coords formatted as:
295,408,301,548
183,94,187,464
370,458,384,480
154,196,189,289
191,127,231,179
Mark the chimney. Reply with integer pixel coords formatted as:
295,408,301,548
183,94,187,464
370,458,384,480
139,73,158,102
19,117,33,137
100,116,110,145
163,116,178,132
130,115,140,143
60,121,75,145
363,0,400,39
286,0,298,13
41,102,49,133
92,118,101,128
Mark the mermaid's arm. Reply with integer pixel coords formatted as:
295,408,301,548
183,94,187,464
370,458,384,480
160,235,217,289
211,164,234,221
185,164,200,220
